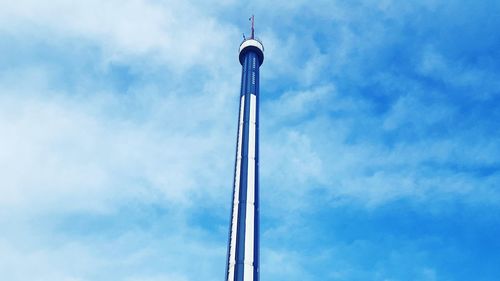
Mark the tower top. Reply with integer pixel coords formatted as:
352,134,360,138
239,16,264,66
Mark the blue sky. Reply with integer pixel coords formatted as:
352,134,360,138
1,1,499,280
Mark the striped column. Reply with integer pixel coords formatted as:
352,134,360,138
226,39,264,281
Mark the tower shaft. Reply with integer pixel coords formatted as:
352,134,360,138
226,38,264,281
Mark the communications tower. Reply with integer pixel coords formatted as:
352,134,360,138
225,16,264,281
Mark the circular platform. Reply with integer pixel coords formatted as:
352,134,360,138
239,39,264,66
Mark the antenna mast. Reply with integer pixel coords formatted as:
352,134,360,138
251,15,255,39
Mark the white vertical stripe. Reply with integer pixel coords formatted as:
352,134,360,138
244,264,254,281
228,95,245,281
244,94,257,280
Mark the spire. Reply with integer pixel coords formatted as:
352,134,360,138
226,16,264,281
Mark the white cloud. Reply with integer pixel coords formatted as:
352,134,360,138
0,0,239,72
266,85,334,121
0,2,243,279
417,46,500,99
0,76,237,215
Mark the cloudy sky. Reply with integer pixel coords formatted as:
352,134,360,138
1,1,500,280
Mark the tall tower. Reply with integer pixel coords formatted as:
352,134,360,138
226,16,264,281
